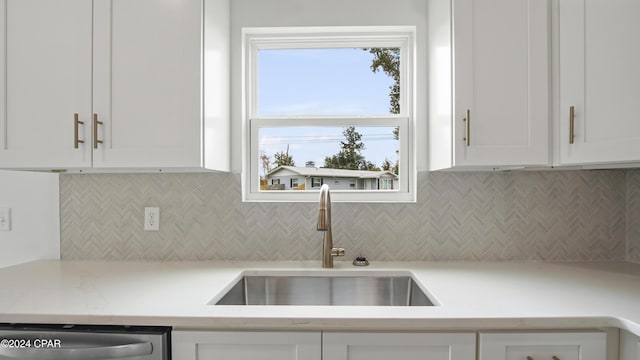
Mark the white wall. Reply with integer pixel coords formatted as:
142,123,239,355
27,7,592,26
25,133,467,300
0,171,60,268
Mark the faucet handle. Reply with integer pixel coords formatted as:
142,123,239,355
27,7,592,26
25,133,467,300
331,248,345,257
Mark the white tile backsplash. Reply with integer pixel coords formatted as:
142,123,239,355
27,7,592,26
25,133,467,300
627,170,640,264
60,170,628,262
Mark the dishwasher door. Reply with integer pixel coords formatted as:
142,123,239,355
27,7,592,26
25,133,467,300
0,324,170,360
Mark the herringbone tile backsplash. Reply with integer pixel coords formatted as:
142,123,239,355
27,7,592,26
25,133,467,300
627,170,640,264
60,170,629,262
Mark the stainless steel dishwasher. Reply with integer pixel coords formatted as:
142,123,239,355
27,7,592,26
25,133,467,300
0,324,170,360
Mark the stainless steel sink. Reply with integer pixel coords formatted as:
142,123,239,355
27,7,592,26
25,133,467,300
213,274,435,306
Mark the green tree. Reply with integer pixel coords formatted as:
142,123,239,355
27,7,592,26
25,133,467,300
366,48,400,115
381,158,399,175
390,126,399,175
324,127,376,170
273,145,295,167
259,151,272,185
367,48,400,174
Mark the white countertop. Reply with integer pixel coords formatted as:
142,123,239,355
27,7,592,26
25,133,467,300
0,260,639,335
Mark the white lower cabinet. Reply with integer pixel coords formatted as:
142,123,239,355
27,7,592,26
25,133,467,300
172,331,475,360
172,331,321,360
172,330,609,360
620,330,640,360
479,332,606,360
323,332,475,360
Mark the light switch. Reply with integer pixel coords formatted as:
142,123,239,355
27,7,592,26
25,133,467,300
0,208,11,231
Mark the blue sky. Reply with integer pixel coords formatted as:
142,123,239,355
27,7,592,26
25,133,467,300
258,48,399,173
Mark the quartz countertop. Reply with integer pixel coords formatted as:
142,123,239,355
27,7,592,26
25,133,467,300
0,260,639,335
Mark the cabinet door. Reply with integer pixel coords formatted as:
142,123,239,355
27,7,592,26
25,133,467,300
620,330,640,360
172,331,321,360
453,0,549,167
0,0,92,168
479,332,606,360
558,0,640,165
323,332,475,360
92,0,203,169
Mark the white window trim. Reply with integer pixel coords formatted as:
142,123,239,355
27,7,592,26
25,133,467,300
241,26,417,203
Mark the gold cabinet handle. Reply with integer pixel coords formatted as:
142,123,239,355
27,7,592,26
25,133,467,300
74,113,85,149
569,106,575,144
463,109,471,146
93,113,103,149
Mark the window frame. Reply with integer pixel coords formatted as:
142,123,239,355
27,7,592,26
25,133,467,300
242,26,417,203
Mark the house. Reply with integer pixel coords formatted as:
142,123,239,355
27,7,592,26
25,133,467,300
265,162,399,191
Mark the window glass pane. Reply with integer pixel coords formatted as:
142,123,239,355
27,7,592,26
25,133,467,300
258,48,400,116
259,126,399,191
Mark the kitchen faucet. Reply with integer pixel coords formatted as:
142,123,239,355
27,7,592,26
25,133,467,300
317,184,345,268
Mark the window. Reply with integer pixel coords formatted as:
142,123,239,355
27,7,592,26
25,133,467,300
380,178,393,190
244,27,416,202
291,178,299,189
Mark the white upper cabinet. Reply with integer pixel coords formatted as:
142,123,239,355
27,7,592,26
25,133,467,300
93,0,210,169
429,0,550,170
0,0,230,171
557,0,640,165
0,0,93,168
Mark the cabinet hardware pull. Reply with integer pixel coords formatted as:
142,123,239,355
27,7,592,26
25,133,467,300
93,113,103,149
463,109,471,146
74,113,85,149
552,357,560,360
569,106,575,144
526,357,535,360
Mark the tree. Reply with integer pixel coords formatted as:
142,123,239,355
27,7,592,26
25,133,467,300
324,127,376,170
390,127,399,175
273,144,295,167
381,158,399,175
367,48,400,174
366,50,401,139
260,151,271,175
259,151,272,185
366,48,400,115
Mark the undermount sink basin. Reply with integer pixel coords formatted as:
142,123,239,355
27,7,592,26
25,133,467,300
213,272,436,306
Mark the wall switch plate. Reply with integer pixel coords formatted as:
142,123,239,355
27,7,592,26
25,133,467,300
144,207,160,231
0,207,11,231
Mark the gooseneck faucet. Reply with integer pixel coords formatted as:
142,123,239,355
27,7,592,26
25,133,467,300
317,184,345,268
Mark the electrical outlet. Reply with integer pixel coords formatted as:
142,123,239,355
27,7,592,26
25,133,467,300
0,208,11,231
144,207,160,231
